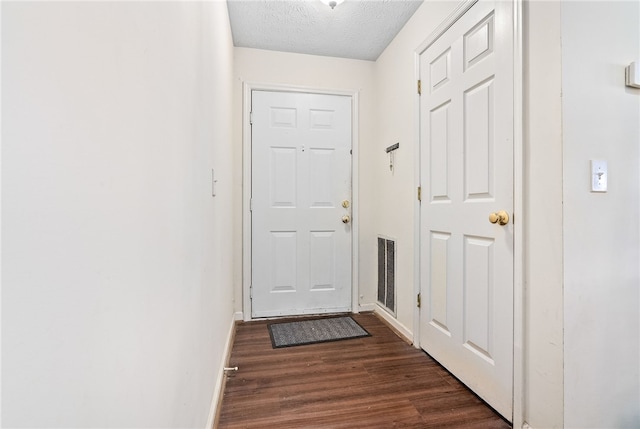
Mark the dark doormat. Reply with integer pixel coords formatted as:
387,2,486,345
267,316,371,348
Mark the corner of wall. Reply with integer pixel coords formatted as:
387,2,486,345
373,305,414,344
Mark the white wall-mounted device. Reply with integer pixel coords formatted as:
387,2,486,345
625,61,640,88
590,160,607,193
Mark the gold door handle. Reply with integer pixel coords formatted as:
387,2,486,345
342,200,350,208
489,211,510,226
342,215,351,224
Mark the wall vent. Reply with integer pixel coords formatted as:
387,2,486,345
377,236,396,315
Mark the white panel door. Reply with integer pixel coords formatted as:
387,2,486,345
419,0,514,420
251,91,352,318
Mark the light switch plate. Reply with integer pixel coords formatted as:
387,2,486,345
591,160,607,192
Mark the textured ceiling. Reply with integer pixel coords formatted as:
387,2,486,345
227,0,424,61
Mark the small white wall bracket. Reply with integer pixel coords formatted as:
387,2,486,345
625,61,640,88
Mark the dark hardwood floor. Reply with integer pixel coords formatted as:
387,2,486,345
218,312,511,429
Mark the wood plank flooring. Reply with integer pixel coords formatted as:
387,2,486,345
218,313,511,429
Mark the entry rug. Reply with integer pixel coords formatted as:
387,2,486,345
268,316,371,348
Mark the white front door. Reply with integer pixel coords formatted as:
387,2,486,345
251,91,352,318
419,0,514,420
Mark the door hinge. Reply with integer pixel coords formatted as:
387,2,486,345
417,293,421,308
249,198,253,212
417,186,422,202
249,111,253,125
250,285,253,299
417,80,422,95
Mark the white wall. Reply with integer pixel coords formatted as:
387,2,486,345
2,2,235,427
523,1,565,427
561,2,640,427
232,48,376,312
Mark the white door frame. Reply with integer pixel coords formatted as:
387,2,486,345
412,0,524,426
242,82,360,321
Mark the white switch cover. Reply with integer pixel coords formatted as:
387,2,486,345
591,160,607,192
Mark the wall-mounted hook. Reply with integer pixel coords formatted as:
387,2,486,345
385,143,399,172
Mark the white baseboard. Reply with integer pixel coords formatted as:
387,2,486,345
233,311,243,321
206,313,237,429
358,303,376,312
522,424,533,429
373,305,414,344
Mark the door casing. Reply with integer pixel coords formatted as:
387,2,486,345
242,82,360,321
413,0,524,426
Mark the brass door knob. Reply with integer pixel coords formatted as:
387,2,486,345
342,215,351,224
342,200,350,208
489,211,509,226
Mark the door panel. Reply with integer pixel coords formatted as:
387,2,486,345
309,230,336,291
419,0,514,420
464,78,494,199
309,148,335,207
270,231,297,292
429,231,451,334
252,91,352,318
270,147,297,207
